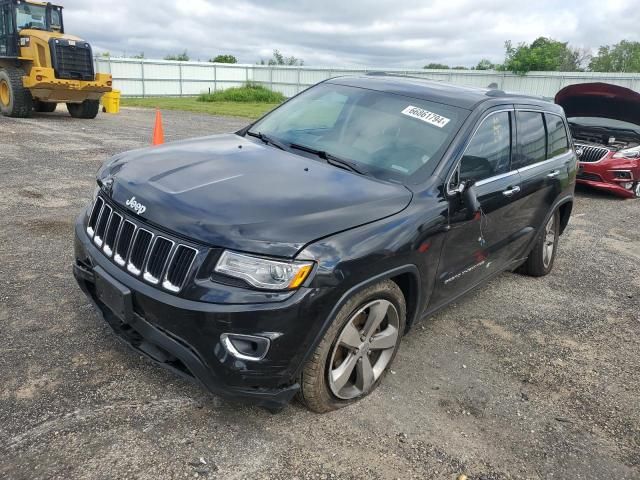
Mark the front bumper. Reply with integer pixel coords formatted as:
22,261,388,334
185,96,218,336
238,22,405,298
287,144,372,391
24,69,112,102
577,158,639,199
73,214,333,410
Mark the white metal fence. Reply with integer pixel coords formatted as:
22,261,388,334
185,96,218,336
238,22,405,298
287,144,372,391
95,57,640,99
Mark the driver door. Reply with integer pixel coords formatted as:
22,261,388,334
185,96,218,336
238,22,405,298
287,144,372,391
430,108,523,309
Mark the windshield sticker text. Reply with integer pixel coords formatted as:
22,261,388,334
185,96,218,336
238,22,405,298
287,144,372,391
401,106,450,128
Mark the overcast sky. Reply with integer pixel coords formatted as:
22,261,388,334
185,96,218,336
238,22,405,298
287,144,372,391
61,0,639,67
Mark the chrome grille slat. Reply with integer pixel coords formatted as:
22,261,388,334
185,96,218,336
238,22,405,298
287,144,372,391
143,237,174,284
86,195,199,293
114,220,136,266
93,205,112,248
575,143,610,163
103,212,122,257
127,229,153,276
163,245,198,292
87,197,104,237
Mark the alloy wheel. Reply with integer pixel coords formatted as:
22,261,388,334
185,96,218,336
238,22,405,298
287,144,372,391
542,214,556,268
328,299,400,400
634,182,640,198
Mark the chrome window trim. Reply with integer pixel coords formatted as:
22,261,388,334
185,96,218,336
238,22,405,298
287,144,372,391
517,156,561,174
474,170,519,187
143,236,175,285
126,227,153,276
162,245,199,293
446,108,514,195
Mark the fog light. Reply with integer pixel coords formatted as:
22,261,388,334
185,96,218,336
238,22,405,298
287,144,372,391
622,182,633,190
221,333,270,361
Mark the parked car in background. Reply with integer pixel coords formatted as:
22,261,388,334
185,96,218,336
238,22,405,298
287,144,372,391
556,82,640,198
74,75,576,412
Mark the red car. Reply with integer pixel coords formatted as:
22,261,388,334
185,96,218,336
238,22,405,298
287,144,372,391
555,82,640,198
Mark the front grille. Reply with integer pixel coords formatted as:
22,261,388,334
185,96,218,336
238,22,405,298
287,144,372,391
577,172,602,182
575,143,610,163
49,39,94,81
86,197,200,293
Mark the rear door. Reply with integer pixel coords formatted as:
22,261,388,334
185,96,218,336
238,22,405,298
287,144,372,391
511,109,573,260
430,108,522,308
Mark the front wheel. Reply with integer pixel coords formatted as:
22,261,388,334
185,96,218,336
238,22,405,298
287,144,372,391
634,182,640,198
298,280,406,413
67,99,100,119
519,209,560,277
0,66,33,118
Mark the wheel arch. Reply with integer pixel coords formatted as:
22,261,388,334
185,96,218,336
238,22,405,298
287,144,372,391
294,264,422,379
557,197,573,235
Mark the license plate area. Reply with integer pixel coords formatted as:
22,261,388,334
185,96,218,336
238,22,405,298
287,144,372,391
94,266,132,322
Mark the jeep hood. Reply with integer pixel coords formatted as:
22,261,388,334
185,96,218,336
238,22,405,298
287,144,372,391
555,82,640,125
98,134,412,257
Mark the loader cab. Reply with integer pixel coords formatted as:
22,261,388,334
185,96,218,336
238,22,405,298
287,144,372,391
0,1,18,57
0,0,64,58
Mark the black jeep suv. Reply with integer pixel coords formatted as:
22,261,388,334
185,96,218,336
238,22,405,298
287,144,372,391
74,75,576,412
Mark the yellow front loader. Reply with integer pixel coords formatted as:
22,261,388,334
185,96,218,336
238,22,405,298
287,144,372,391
0,0,112,118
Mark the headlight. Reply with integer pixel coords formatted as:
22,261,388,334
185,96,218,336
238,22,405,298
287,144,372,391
613,145,640,159
214,250,313,290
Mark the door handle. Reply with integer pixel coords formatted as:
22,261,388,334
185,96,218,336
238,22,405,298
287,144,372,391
547,170,560,178
502,186,521,197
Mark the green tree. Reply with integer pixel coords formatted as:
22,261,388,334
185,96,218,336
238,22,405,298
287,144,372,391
423,63,450,69
164,50,190,61
210,54,238,64
259,50,304,66
101,51,111,58
132,52,145,59
503,37,586,74
589,40,640,72
475,58,495,70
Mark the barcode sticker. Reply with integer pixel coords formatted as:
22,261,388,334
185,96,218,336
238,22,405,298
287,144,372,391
401,106,450,128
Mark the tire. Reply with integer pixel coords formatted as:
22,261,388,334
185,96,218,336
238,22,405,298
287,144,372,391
0,66,33,118
298,280,406,413
634,182,640,198
67,99,100,119
519,209,560,277
34,100,57,113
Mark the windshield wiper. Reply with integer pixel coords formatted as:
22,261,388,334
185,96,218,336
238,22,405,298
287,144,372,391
289,143,365,175
246,131,289,152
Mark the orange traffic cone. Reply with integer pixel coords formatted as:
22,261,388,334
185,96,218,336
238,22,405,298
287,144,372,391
152,109,164,145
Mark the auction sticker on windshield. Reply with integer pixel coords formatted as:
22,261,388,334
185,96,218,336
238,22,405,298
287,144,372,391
401,106,450,128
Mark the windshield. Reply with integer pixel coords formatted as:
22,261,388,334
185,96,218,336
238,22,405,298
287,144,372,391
248,82,466,183
16,3,62,31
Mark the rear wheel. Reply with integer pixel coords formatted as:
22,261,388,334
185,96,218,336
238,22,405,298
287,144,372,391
519,209,560,277
34,100,57,113
67,99,100,119
298,280,406,413
0,66,33,118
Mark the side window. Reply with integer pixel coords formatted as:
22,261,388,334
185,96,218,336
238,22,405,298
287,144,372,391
459,111,511,183
545,113,569,158
515,111,546,168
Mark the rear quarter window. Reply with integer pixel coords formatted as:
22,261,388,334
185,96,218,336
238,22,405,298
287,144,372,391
545,113,569,157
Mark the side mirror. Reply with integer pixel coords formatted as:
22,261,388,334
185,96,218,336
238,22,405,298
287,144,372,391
462,180,481,218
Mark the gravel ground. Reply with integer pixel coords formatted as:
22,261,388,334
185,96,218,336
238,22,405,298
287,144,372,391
1,107,639,480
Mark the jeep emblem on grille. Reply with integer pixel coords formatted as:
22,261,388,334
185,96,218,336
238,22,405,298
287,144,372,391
125,196,147,215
